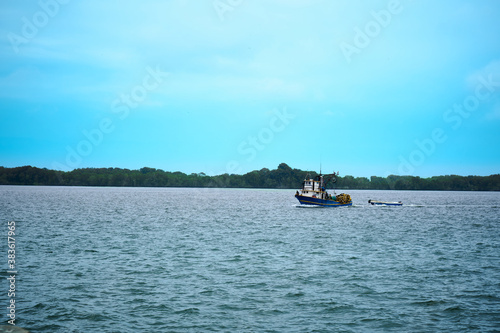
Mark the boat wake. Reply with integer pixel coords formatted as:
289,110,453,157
293,204,324,208
350,204,365,208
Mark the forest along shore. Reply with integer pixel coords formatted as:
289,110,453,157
0,164,499,191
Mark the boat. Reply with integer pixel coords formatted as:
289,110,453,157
368,200,403,206
295,172,352,207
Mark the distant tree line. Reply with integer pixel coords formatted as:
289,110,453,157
0,163,499,191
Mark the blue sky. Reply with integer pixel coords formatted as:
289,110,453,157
1,0,499,177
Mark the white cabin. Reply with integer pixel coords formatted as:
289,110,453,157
298,175,332,200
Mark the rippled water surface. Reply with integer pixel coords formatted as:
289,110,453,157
1,186,499,332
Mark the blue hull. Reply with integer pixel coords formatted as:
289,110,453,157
296,195,352,207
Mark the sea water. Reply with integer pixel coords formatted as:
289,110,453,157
0,186,499,332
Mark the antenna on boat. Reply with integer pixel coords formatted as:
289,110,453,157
319,154,322,175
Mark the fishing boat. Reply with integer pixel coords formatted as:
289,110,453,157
295,172,352,207
368,200,403,206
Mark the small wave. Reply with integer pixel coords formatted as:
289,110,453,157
174,307,200,314
77,313,110,322
199,289,215,296
61,284,85,291
412,299,447,306
254,308,286,316
30,302,49,310
444,305,463,312
217,303,249,312
285,291,305,298
319,302,354,313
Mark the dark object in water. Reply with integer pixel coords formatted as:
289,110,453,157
368,199,403,206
